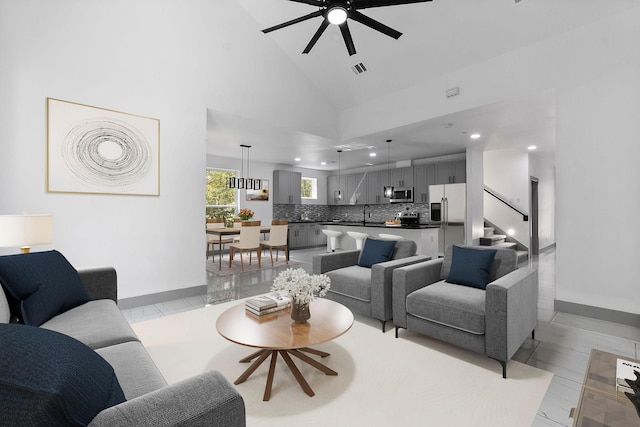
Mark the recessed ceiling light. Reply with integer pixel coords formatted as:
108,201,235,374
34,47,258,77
321,161,327,166
369,152,376,157
294,157,301,161
470,133,481,140
528,145,537,151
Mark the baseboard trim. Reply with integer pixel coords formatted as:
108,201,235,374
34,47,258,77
539,243,556,253
554,299,640,328
118,285,207,310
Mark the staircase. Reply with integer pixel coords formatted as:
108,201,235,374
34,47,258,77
480,226,528,264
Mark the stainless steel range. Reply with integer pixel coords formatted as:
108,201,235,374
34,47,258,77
397,211,420,227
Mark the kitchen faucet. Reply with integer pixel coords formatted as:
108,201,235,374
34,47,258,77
363,204,370,226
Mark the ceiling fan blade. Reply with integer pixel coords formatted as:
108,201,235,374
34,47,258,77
339,21,357,56
287,0,327,6
302,19,330,54
262,10,324,34
354,0,432,9
349,10,402,39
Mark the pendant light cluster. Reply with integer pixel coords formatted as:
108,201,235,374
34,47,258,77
228,144,261,190
383,139,394,198
335,149,343,201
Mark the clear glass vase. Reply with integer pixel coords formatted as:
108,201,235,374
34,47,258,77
290,302,310,324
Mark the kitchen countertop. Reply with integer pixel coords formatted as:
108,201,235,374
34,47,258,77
322,222,440,229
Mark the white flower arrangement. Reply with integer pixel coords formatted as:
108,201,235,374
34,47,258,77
270,268,331,305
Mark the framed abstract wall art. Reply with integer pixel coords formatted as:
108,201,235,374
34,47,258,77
47,98,160,196
246,180,269,201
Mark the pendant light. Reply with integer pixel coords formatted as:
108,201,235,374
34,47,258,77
383,139,394,198
228,145,261,190
335,149,343,202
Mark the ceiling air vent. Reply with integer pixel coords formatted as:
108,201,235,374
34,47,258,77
351,62,368,76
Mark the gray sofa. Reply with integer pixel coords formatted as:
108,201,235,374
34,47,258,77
392,245,538,378
0,263,245,426
312,239,431,332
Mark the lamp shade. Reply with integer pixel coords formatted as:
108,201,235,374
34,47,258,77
0,214,53,252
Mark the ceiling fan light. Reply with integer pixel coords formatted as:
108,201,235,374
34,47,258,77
327,7,347,25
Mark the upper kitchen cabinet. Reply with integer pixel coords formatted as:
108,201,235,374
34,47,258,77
273,170,302,204
365,171,384,204
327,175,347,205
346,173,366,205
435,160,466,184
414,164,436,203
381,167,413,189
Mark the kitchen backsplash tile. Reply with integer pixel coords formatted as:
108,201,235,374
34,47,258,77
273,203,430,224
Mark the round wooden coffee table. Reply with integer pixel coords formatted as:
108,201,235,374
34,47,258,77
216,298,354,401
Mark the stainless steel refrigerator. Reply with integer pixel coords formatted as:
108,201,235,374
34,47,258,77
429,183,466,256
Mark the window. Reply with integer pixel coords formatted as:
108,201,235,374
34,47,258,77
301,177,317,200
206,169,237,221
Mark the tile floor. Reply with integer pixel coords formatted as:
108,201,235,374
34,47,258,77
120,247,640,427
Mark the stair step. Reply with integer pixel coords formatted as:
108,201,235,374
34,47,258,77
493,242,517,250
483,227,495,237
516,250,529,264
479,235,507,246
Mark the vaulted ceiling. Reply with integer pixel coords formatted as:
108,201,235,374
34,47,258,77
207,0,637,170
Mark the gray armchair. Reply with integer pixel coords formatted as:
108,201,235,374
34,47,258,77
392,245,538,378
312,239,430,332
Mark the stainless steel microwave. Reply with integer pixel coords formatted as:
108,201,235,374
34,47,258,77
390,187,414,203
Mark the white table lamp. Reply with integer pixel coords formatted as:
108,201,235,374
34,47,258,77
0,214,53,253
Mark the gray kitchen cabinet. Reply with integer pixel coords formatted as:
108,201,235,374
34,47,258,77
435,160,466,184
327,175,339,205
413,164,436,203
289,223,309,248
273,170,302,204
381,167,413,188
347,173,366,205
327,175,348,205
308,223,327,246
366,171,384,204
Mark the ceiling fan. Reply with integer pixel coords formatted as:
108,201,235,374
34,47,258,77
262,0,433,56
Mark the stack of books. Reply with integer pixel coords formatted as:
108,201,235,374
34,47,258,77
616,358,640,395
245,294,291,316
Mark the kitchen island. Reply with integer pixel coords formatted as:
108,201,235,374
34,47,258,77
322,222,439,259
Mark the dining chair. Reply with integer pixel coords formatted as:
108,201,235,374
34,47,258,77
231,219,243,242
260,220,289,266
228,220,262,271
206,219,234,262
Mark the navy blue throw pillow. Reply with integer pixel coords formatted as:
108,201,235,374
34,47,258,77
446,246,497,290
0,323,126,426
358,238,397,268
0,250,90,326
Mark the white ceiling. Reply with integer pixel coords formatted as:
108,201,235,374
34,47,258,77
207,0,636,171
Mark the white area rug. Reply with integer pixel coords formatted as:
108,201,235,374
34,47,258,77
132,299,553,427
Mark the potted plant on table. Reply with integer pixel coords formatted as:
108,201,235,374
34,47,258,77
237,208,254,221
271,268,331,323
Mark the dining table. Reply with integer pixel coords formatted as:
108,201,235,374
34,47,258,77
207,226,275,270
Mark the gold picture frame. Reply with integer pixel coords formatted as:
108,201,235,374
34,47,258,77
47,98,160,196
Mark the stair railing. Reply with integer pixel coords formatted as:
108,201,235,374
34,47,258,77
483,186,528,221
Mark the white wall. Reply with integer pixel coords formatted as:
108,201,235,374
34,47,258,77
0,0,338,299
484,149,530,211
341,7,640,315
483,149,533,248
555,66,640,314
